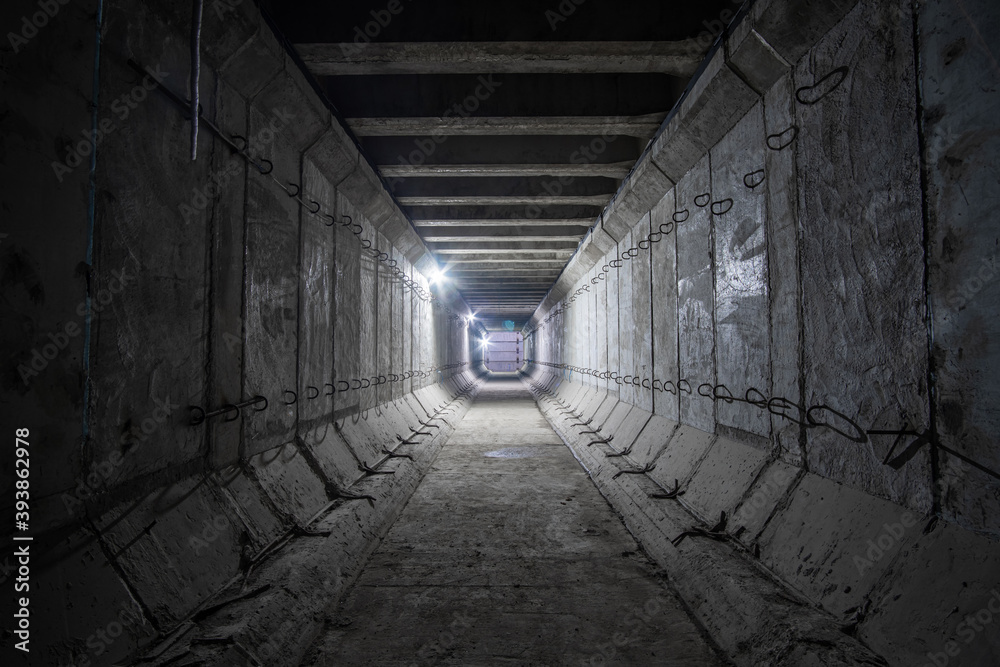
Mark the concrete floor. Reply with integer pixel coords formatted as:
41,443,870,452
302,376,723,666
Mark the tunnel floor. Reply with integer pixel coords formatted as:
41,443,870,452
302,376,723,666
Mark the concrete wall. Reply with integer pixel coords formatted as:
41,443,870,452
1,0,482,664
484,331,522,372
524,0,1000,665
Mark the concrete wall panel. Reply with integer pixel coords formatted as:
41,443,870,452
919,0,1000,533
207,81,250,469
15,2,477,662
711,103,771,439
619,229,635,405
796,0,930,508
333,195,361,419
632,213,654,412
298,158,336,429
675,154,715,432
763,73,805,466
242,109,300,456
650,191,679,421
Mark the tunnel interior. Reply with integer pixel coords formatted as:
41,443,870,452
2,0,999,665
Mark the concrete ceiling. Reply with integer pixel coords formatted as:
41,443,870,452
263,0,733,328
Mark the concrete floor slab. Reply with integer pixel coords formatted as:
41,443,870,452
303,377,723,666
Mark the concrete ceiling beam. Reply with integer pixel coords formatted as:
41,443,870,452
295,41,703,76
347,114,666,137
391,175,616,198
360,135,643,166
428,240,580,251
459,283,550,290
422,234,584,243
418,224,588,237
455,276,552,287
442,256,568,264
397,195,609,206
379,162,634,179
434,247,575,256
448,269,562,277
411,217,595,227
455,282,555,289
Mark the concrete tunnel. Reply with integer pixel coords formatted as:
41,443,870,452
2,0,999,664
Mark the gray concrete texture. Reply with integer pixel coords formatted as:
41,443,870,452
303,378,723,666
1,0,480,663
4,0,999,664
524,0,1000,664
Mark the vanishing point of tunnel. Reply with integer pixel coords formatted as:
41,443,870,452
2,0,999,665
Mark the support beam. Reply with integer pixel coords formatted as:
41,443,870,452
475,308,538,313
466,305,538,311
443,257,568,264
458,279,555,284
412,218,596,227
456,275,556,281
462,294,551,301
379,162,634,179
418,224,589,240
392,175,615,198
348,114,665,137
465,298,547,304
422,234,584,243
429,241,579,252
448,268,562,277
461,290,547,295
397,195,609,206
459,286,550,292
295,41,702,76
462,284,547,289
435,248,574,256
362,136,644,169
452,267,559,285
456,283,554,289
466,293,543,298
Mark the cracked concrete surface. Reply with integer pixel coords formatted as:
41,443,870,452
303,376,723,666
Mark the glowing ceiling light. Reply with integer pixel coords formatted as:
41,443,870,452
429,267,447,285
